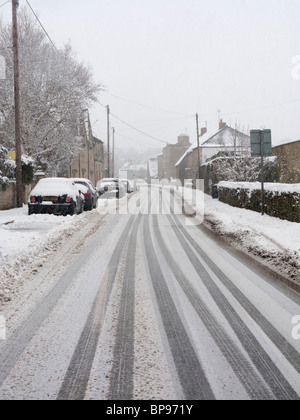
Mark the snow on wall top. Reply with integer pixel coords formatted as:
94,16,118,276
218,181,300,194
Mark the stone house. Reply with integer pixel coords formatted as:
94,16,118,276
67,112,105,186
175,124,250,186
157,134,191,181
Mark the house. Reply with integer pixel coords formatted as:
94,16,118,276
176,123,250,185
157,134,191,181
67,111,105,186
272,139,300,183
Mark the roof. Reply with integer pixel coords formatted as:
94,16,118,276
175,126,250,166
93,136,104,144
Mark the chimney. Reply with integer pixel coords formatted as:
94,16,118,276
219,119,226,130
201,127,207,136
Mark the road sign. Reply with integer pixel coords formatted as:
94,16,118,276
250,129,272,157
250,129,272,216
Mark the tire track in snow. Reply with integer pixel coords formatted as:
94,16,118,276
143,215,215,400
168,212,299,400
152,215,274,400
0,217,117,390
57,216,134,400
107,214,142,400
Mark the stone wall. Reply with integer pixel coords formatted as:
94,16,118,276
0,182,33,211
272,140,300,183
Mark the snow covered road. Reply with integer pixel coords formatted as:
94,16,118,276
0,187,299,400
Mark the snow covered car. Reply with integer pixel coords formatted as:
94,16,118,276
28,178,84,216
120,179,136,194
72,178,98,211
97,178,126,199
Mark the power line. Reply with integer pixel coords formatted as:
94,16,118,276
106,91,194,117
110,111,168,145
0,1,11,9
25,0,58,51
99,102,169,145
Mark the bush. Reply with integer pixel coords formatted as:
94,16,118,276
21,155,35,184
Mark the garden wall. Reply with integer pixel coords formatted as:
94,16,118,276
217,182,300,223
0,182,32,211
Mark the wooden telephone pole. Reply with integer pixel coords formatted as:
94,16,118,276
107,105,110,177
196,113,201,180
12,0,23,207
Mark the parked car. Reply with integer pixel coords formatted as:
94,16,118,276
120,179,136,194
28,178,84,216
97,178,126,199
72,178,98,211
184,179,194,189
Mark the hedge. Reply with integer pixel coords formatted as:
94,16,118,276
217,182,300,223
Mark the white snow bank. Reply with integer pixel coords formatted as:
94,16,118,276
0,206,75,260
178,188,300,284
202,195,300,254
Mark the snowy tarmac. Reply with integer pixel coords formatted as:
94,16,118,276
0,187,299,400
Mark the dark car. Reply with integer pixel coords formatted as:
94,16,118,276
72,178,98,211
28,178,84,216
97,178,126,199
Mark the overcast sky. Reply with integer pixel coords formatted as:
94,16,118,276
1,0,300,150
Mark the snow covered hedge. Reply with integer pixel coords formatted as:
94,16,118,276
218,182,300,223
0,145,35,190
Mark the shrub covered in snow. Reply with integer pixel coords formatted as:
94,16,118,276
218,181,300,223
0,145,15,190
0,145,35,188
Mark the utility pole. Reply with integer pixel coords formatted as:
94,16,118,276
112,127,115,178
107,105,110,177
260,130,265,216
196,113,201,181
12,0,22,207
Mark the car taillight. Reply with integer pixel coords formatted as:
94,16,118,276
30,196,35,203
66,196,71,203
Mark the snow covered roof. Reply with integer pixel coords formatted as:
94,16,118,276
175,128,225,167
175,126,250,167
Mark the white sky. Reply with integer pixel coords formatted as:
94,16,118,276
1,0,300,150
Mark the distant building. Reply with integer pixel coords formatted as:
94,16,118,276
119,162,148,181
147,158,158,183
158,134,191,181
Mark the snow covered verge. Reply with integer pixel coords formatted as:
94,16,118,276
176,188,300,290
0,204,108,306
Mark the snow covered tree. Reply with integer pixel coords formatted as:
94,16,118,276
0,9,103,175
